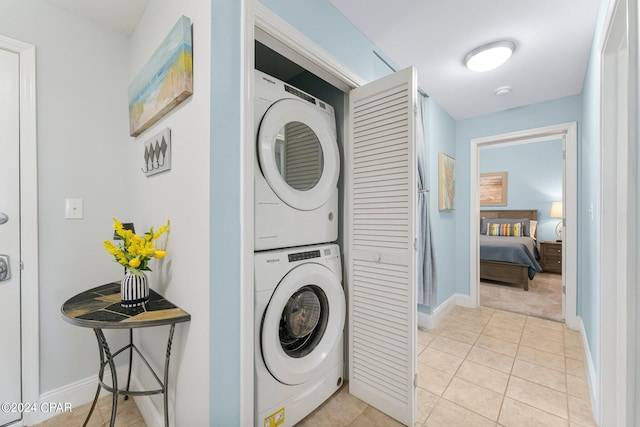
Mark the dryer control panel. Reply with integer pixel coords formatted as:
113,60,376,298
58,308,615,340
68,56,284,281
288,250,320,262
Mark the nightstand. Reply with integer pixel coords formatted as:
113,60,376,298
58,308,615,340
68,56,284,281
540,240,562,274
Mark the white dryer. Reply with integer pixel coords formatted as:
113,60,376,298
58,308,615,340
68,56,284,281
254,70,340,251
255,244,344,426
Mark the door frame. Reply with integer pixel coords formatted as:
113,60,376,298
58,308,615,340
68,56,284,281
242,2,365,424
469,122,578,330
0,35,39,424
598,0,637,423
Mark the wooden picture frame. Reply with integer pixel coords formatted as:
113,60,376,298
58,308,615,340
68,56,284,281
480,172,508,206
438,153,455,210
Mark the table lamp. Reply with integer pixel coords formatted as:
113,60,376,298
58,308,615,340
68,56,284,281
549,201,563,241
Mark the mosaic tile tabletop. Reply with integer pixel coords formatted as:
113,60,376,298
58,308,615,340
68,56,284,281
61,282,191,329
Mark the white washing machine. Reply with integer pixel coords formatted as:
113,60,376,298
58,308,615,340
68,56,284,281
254,70,340,251
255,244,344,426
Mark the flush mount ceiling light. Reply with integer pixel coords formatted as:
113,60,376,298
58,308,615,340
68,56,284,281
464,41,516,72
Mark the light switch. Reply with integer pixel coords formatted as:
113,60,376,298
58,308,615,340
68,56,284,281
65,198,83,219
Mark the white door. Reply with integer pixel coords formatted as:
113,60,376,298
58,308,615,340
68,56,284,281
0,47,22,426
347,67,417,426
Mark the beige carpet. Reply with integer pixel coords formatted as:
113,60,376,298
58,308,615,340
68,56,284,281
480,272,563,322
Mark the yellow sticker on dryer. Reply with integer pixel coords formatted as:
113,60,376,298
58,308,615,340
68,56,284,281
264,407,285,427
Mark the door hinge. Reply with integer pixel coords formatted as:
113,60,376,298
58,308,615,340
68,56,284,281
414,374,418,388
563,285,566,294
414,238,418,251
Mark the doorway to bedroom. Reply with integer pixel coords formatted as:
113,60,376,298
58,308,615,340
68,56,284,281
469,122,578,330
478,138,564,322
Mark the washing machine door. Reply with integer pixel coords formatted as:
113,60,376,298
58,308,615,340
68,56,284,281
261,263,345,385
257,98,340,211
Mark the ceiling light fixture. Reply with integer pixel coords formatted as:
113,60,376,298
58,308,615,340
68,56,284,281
464,41,516,72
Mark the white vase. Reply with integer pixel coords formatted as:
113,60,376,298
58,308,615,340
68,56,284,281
121,271,149,307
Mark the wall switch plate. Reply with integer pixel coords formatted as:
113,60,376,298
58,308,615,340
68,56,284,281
65,198,83,219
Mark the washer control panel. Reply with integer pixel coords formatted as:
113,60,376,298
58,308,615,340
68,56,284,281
288,250,321,262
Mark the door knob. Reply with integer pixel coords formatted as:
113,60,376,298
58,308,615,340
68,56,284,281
0,212,8,225
0,255,10,282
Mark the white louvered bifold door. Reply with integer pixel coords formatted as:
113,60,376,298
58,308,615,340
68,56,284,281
347,67,417,426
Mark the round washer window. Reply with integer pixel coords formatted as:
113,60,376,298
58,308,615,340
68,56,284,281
279,285,328,358
260,263,345,385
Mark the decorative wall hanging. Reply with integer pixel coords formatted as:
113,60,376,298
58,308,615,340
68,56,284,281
128,15,193,137
142,128,171,176
480,172,508,206
438,153,455,210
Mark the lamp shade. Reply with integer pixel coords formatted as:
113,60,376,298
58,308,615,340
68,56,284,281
550,201,563,218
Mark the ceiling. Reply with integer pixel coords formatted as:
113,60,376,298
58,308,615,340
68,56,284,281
44,0,150,36
45,0,600,120
329,0,601,119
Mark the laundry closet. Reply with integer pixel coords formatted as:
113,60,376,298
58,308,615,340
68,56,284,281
251,18,418,426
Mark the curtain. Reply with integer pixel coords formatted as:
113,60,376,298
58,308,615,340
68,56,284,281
416,92,437,306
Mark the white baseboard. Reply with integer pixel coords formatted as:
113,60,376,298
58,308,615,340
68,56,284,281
131,375,164,427
577,316,599,424
418,293,459,329
455,293,475,308
26,365,127,425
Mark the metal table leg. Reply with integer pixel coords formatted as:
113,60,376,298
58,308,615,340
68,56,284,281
82,328,106,427
163,324,176,427
86,329,118,427
125,329,133,401
85,325,176,427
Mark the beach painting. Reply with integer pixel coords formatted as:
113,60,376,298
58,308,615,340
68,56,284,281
128,16,193,137
480,172,508,206
438,152,455,210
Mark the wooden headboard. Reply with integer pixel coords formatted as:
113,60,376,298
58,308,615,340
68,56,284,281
480,209,538,221
480,209,538,238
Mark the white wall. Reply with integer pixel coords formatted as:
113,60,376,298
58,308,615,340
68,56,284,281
127,1,211,425
0,1,211,425
0,0,131,393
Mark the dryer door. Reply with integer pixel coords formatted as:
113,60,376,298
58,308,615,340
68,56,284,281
261,263,345,385
257,98,340,211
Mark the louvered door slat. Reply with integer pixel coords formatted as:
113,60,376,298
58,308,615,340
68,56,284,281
347,67,417,426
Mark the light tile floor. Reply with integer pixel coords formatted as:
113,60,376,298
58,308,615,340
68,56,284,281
33,306,597,427
29,395,146,427
299,305,597,426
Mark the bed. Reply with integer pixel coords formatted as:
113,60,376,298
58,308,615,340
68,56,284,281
479,209,542,291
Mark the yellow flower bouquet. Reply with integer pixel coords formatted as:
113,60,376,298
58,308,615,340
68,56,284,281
103,217,170,277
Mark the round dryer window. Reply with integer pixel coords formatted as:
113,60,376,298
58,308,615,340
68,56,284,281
257,98,340,211
261,263,345,385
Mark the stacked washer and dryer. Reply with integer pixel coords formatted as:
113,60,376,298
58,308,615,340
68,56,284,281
253,70,345,427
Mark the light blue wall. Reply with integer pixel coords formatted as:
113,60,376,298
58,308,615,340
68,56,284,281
454,95,582,297
479,140,563,242
259,0,394,82
420,98,457,312
578,0,611,374
210,0,242,423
